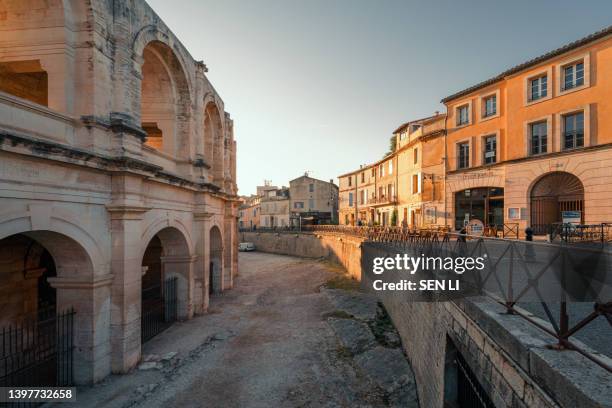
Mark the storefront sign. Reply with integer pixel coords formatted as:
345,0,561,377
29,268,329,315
562,211,581,225
467,219,484,236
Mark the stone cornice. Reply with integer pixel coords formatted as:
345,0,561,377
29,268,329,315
48,274,114,290
194,211,214,220
0,130,235,196
105,204,152,219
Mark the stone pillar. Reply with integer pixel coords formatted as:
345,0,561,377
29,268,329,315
194,210,213,313
106,174,150,373
48,275,113,384
161,255,196,320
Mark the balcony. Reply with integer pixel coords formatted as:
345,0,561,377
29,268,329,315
369,194,398,207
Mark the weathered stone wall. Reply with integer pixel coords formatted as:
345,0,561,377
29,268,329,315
240,231,612,408
240,231,362,280
0,0,240,385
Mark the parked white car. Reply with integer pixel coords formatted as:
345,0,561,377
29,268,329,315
239,242,256,252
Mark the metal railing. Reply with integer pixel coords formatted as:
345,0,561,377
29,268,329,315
370,232,612,373
141,277,178,343
0,307,75,398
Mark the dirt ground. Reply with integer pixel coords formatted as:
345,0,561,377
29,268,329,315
71,252,402,408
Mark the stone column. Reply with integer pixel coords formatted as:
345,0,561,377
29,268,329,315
48,275,113,384
106,174,150,373
194,210,213,313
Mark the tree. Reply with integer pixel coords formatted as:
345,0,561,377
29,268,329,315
391,209,398,227
384,135,397,158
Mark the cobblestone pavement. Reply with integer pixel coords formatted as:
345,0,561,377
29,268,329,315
70,252,416,408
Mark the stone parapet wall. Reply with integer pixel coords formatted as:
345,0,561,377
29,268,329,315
240,231,611,408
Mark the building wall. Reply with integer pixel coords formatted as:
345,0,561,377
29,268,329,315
260,198,290,227
443,33,612,232
338,173,357,225
289,176,338,221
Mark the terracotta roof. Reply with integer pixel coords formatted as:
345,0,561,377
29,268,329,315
441,25,612,103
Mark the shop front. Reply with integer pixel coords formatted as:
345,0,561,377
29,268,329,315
454,187,504,231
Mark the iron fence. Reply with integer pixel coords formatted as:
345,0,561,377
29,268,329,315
0,308,74,406
141,276,178,343
369,232,612,373
456,352,494,408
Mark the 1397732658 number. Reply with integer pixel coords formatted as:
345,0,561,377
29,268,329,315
1,388,75,402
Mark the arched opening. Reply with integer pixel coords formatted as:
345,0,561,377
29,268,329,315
141,227,192,343
0,60,48,106
0,230,98,386
454,187,504,231
204,102,224,185
140,41,191,158
530,171,584,234
209,226,223,294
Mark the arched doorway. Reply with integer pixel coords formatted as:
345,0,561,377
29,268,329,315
209,226,223,295
530,172,584,233
0,231,97,386
141,227,191,343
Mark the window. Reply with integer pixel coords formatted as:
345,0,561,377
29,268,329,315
458,142,470,169
361,172,365,183
359,190,365,204
388,184,394,199
389,161,393,175
309,183,314,192
457,105,469,126
253,208,257,216
294,202,304,209
483,135,496,164
412,174,419,194
530,121,547,155
308,199,314,209
483,95,496,117
379,164,385,177
563,62,584,91
413,148,418,164
400,131,407,141
530,75,547,101
348,192,354,206
378,186,384,199
371,168,376,177
348,176,352,187
563,112,584,149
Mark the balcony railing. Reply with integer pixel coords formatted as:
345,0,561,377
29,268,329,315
369,194,398,206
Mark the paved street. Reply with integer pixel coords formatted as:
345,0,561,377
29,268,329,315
73,252,407,408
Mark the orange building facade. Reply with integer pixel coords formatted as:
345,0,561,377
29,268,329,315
443,27,612,235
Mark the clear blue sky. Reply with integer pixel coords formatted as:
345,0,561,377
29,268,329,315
147,0,612,195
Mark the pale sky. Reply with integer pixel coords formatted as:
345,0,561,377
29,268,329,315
147,0,612,195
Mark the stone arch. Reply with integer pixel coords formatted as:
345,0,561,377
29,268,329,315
0,210,106,276
0,226,109,384
138,38,192,159
529,171,585,231
209,225,223,294
204,101,225,185
141,225,195,324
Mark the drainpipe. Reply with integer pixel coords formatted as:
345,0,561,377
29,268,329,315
443,111,449,229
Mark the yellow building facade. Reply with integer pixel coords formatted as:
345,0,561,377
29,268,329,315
339,27,612,235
